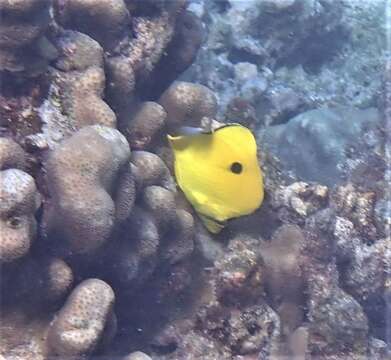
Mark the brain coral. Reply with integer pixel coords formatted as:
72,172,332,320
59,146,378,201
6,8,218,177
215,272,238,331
0,169,40,263
43,125,133,254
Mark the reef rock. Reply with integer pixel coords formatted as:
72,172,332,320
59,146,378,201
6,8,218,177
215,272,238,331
184,0,384,119
306,263,369,357
259,106,380,186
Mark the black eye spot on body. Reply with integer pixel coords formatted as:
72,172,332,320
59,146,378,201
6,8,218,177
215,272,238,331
230,162,243,174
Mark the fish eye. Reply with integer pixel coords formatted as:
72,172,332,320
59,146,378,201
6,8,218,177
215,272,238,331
230,162,243,174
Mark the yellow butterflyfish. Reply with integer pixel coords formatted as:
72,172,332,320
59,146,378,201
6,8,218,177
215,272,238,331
167,123,264,233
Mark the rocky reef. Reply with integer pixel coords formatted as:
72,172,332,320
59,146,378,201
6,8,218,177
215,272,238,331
185,0,386,123
0,0,389,359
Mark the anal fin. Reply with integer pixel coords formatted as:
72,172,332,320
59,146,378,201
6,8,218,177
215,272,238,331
199,214,226,234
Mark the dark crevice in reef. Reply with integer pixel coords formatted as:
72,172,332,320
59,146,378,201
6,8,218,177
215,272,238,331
212,0,232,14
227,47,265,66
0,72,49,141
280,25,351,74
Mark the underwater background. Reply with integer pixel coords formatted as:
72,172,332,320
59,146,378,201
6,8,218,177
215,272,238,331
0,0,389,359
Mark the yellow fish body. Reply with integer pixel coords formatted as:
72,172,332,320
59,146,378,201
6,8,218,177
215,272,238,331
168,124,264,233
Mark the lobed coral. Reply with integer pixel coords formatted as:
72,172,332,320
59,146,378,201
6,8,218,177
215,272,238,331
53,0,130,50
125,102,167,150
106,151,195,291
130,150,176,192
110,206,160,289
48,279,115,358
43,257,74,301
159,81,218,130
0,0,51,73
0,266,117,359
160,208,195,265
1,1,219,359
0,0,389,359
142,185,177,231
42,125,133,254
0,169,40,263
52,31,117,131
104,0,202,128
0,137,27,170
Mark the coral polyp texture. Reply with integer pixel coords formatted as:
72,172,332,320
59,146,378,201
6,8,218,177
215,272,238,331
125,101,167,150
0,0,389,359
130,150,176,191
47,278,115,358
43,125,132,254
44,257,74,301
0,138,27,170
51,31,117,132
0,169,40,263
159,81,218,129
